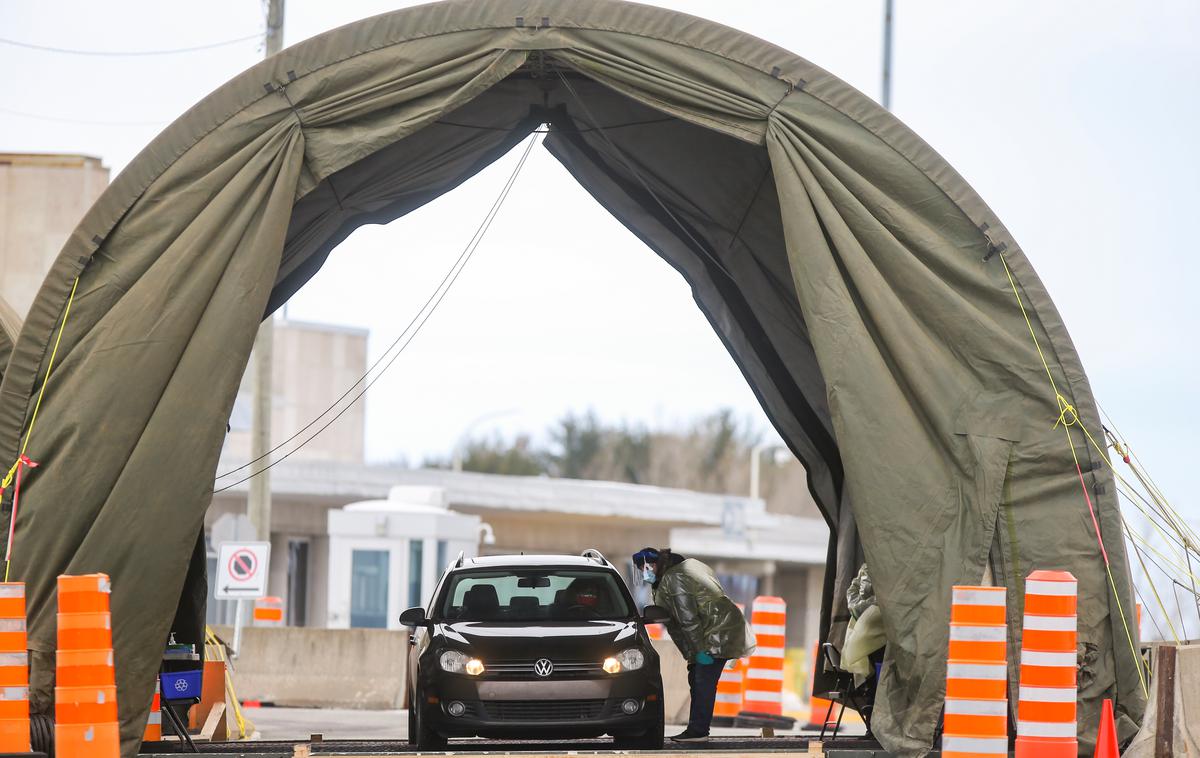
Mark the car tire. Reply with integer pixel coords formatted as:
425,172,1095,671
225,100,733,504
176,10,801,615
30,713,54,757
411,685,447,750
613,718,664,751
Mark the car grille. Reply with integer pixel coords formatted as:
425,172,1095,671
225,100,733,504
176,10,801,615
485,660,605,678
480,699,608,721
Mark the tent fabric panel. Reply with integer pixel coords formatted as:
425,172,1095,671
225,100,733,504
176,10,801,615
538,88,841,512
764,86,1141,748
272,77,543,313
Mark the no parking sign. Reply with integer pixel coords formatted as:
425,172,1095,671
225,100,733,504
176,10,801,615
215,541,271,600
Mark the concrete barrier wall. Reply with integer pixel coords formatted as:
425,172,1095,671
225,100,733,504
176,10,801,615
215,626,409,709
215,627,691,718
653,639,692,725
1125,642,1199,757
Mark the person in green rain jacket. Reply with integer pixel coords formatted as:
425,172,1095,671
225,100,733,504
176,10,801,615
633,547,755,742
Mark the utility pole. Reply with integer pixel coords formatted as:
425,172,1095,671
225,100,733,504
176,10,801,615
881,0,894,110
248,0,285,544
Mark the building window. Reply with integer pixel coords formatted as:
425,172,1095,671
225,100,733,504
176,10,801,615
436,540,448,574
350,550,389,629
287,539,309,627
408,540,424,608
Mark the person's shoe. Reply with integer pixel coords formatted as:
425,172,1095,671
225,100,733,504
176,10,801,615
670,730,710,742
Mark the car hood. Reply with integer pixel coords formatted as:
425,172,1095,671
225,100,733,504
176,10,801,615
436,620,641,659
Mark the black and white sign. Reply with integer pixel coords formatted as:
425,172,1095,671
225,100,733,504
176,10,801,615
215,541,271,599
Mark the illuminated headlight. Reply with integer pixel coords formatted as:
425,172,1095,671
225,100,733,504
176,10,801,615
465,658,485,676
616,648,645,672
603,657,622,674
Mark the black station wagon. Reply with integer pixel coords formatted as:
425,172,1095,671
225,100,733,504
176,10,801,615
400,551,669,749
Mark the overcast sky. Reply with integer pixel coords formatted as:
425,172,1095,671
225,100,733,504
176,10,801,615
2,1,1197,527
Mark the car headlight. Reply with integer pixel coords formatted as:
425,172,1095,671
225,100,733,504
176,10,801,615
603,657,622,674
615,648,645,672
440,650,468,673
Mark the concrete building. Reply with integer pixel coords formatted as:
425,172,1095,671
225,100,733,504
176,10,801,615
326,487,481,630
208,458,829,651
0,153,110,322
224,318,369,465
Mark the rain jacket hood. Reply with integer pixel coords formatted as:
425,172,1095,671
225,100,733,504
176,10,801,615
653,557,755,661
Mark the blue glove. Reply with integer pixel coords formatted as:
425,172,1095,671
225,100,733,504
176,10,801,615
696,651,715,665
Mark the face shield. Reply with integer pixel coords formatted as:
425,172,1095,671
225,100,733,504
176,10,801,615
632,548,660,589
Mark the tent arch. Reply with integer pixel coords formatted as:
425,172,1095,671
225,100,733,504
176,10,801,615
0,2,1141,755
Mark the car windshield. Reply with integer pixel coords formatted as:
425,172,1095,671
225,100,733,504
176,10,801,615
440,568,634,622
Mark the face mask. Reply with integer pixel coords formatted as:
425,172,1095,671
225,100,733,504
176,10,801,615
642,567,657,584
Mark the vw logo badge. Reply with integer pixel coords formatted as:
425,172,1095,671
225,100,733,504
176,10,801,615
533,658,554,677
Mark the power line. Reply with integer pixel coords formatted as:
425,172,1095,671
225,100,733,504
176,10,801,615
214,131,543,491
0,105,164,128
0,33,261,57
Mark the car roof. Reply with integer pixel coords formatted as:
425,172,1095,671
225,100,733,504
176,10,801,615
452,554,617,571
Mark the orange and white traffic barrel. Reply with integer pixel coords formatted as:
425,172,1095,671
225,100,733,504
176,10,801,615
55,574,120,758
0,583,29,753
253,596,284,627
142,678,162,742
646,624,666,641
943,585,1008,758
714,603,747,721
742,596,785,716
1015,570,1078,758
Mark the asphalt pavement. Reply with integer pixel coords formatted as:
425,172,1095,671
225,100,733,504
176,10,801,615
243,705,827,741
139,709,878,757
247,706,407,740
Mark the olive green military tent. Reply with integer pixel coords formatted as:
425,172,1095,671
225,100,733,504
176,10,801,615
0,1,1144,754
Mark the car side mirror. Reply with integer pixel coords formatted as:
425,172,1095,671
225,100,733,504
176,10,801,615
399,607,428,627
641,605,670,624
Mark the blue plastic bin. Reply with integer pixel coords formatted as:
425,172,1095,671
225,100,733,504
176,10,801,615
160,669,203,702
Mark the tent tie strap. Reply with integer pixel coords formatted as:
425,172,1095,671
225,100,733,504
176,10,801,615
2,454,39,580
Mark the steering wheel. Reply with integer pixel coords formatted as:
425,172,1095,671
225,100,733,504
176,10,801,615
566,604,601,618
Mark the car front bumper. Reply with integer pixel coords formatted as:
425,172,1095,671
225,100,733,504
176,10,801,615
425,674,664,738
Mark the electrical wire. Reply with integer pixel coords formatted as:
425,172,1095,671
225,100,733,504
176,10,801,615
0,33,261,57
0,105,164,128
216,131,540,480
214,131,542,492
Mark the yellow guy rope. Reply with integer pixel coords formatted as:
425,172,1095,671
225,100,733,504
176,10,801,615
997,253,1148,696
2,276,81,581
1101,406,1200,548
1125,530,1182,643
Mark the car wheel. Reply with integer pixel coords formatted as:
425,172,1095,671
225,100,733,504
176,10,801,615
31,713,54,757
411,685,447,750
613,718,664,751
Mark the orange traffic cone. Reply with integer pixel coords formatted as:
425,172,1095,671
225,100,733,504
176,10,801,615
1093,698,1118,758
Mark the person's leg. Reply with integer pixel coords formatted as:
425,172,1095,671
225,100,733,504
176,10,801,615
686,658,728,737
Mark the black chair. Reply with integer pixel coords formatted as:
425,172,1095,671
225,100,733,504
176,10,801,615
816,642,876,741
